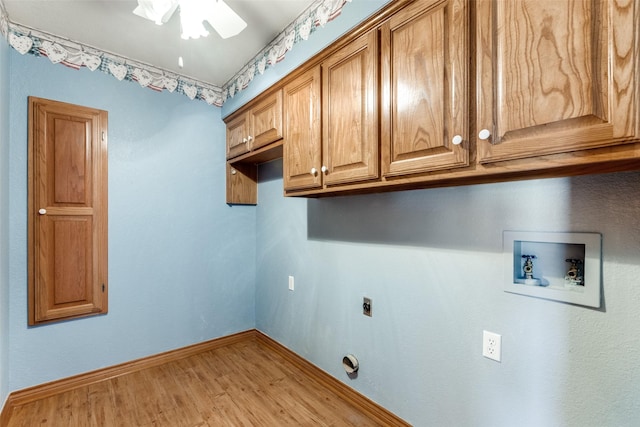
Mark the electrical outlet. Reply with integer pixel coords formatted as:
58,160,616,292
482,330,501,362
288,275,294,291
363,297,372,317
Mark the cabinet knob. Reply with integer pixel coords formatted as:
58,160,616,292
230,168,237,175
310,168,318,176
452,135,463,145
247,135,253,141
38,208,47,215
242,137,248,143
321,166,328,174
478,129,491,140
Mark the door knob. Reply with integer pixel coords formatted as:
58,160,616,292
38,208,47,215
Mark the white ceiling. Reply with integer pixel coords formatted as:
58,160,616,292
3,0,315,87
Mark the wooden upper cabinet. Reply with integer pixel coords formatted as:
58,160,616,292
381,0,469,177
250,90,283,151
322,29,379,186
283,67,322,191
476,0,639,163
225,89,283,159
226,113,250,159
28,97,108,325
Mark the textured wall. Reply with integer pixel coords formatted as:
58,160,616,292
8,51,256,391
221,0,390,117
0,32,10,406
256,159,640,427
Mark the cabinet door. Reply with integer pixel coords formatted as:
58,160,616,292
322,29,379,186
226,113,250,159
250,89,283,151
381,0,469,177
283,67,322,191
477,0,638,163
28,97,108,325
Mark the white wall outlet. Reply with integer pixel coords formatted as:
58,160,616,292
288,275,294,291
482,330,502,362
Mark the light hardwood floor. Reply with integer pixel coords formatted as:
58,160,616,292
6,335,402,426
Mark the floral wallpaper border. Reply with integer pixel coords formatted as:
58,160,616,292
0,0,351,108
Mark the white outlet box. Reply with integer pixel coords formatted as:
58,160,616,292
483,330,501,362
288,275,294,291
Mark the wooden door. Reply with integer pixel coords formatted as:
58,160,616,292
283,67,322,191
381,0,469,177
226,113,250,159
250,89,283,151
476,0,638,163
28,97,108,325
322,29,379,186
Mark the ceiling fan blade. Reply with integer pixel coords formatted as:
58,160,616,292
206,0,248,39
133,0,179,25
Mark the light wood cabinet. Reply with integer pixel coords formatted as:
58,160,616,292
283,29,379,193
476,0,639,163
283,67,322,191
227,0,640,203
381,0,469,177
321,29,379,187
225,89,283,160
226,113,250,159
225,88,284,204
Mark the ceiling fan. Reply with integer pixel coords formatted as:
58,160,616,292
133,0,247,40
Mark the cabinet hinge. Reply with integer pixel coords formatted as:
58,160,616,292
101,131,106,142
102,284,105,292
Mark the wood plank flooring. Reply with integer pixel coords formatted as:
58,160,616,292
6,337,392,426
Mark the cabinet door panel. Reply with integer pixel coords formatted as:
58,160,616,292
250,90,283,150
382,0,469,176
322,29,379,186
226,114,249,159
39,216,95,320
283,68,322,191
477,0,638,163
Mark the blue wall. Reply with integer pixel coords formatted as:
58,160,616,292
4,1,640,426
0,32,10,406
256,160,640,426
222,0,389,117
7,51,256,391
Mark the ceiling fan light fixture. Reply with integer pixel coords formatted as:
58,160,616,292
206,0,248,39
133,0,178,25
178,0,209,40
133,0,247,40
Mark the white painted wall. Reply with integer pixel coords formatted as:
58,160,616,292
256,159,640,426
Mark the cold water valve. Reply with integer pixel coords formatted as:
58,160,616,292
522,254,536,279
